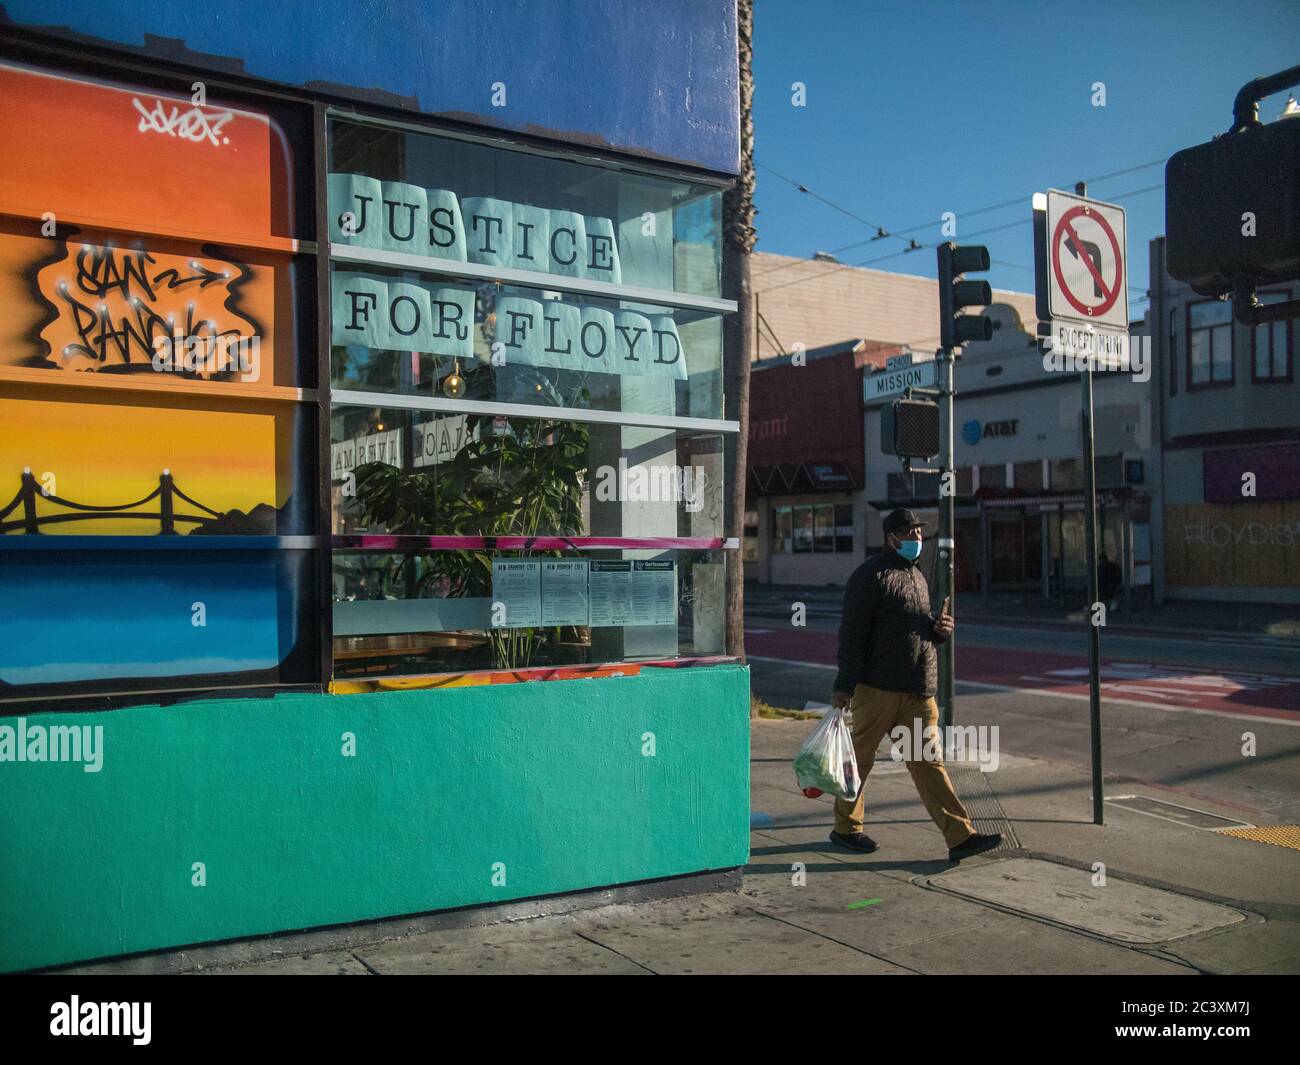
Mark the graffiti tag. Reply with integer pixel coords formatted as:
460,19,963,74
35,243,260,379
132,97,234,146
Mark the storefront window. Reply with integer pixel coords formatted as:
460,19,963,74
834,503,854,553
327,117,726,425
1049,459,1083,490
792,505,814,553
813,504,834,552
1013,462,1042,491
775,506,793,553
979,464,1008,490
325,113,735,679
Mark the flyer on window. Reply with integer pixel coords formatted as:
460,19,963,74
631,559,677,626
588,560,633,626
491,559,542,627
541,559,590,626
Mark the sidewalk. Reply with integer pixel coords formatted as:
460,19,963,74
747,582,1300,639
59,717,1300,975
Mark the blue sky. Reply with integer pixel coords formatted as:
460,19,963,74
752,0,1300,312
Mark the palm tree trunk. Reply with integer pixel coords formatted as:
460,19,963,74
722,0,756,713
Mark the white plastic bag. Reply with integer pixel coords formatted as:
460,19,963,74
792,707,860,800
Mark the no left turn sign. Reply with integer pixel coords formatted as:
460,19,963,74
1045,189,1128,330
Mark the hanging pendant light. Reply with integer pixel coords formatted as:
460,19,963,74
442,358,465,399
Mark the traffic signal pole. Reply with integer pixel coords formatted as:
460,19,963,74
934,242,992,734
936,345,956,733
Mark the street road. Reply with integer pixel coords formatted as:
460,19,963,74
745,603,1300,823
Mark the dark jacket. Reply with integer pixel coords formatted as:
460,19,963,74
833,550,946,696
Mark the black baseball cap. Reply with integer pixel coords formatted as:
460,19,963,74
883,508,928,536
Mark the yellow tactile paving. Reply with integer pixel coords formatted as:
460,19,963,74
1215,825,1300,851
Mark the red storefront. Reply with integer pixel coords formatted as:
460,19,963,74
745,340,876,586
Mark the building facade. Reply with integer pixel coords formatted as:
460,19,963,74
744,340,886,586
753,250,1038,362
1146,237,1300,605
0,1,749,972
863,303,1157,604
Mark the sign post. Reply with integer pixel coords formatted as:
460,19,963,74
1034,183,1128,826
936,346,956,732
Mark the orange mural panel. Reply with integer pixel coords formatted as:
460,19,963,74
0,61,295,246
0,220,298,386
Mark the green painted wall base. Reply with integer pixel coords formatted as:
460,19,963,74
0,665,750,972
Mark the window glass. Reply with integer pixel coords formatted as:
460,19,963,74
1013,461,1042,491
1254,290,1291,380
1050,458,1083,490
325,116,735,680
834,503,854,553
330,267,722,420
332,546,726,679
1190,301,1232,385
814,504,834,552
775,506,793,553
792,506,813,553
980,464,1008,489
332,409,724,540
326,118,725,422
328,118,721,297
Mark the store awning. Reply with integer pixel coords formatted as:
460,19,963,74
748,460,859,496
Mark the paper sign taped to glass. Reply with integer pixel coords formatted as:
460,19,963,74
491,558,677,629
328,173,631,284
330,271,685,380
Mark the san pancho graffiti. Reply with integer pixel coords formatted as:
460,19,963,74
34,242,261,379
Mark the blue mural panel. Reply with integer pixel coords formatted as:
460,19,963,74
0,0,740,175
0,545,308,688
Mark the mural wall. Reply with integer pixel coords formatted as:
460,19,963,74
0,61,317,698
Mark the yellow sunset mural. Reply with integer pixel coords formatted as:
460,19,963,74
0,390,293,536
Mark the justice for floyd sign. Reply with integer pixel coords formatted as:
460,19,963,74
329,273,686,380
328,173,633,285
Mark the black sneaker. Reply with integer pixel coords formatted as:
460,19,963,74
828,830,879,853
948,832,1002,861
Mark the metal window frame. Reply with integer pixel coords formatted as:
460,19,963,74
330,388,737,435
322,103,742,685
1250,286,1295,384
329,244,735,315
1185,298,1236,390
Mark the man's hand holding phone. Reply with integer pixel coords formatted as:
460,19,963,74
933,596,954,639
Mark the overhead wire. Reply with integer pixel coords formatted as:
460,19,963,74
752,159,1168,282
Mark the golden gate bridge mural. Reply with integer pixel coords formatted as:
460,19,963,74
0,469,223,535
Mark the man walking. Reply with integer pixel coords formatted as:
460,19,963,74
829,508,1001,861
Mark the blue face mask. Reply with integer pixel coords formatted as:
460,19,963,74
896,538,922,562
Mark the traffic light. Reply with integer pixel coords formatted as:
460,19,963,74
937,242,993,349
881,398,939,459
1166,104,1300,299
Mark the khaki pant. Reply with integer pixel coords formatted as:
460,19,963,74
833,684,976,849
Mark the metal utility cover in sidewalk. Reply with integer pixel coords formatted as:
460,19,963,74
924,858,1247,944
